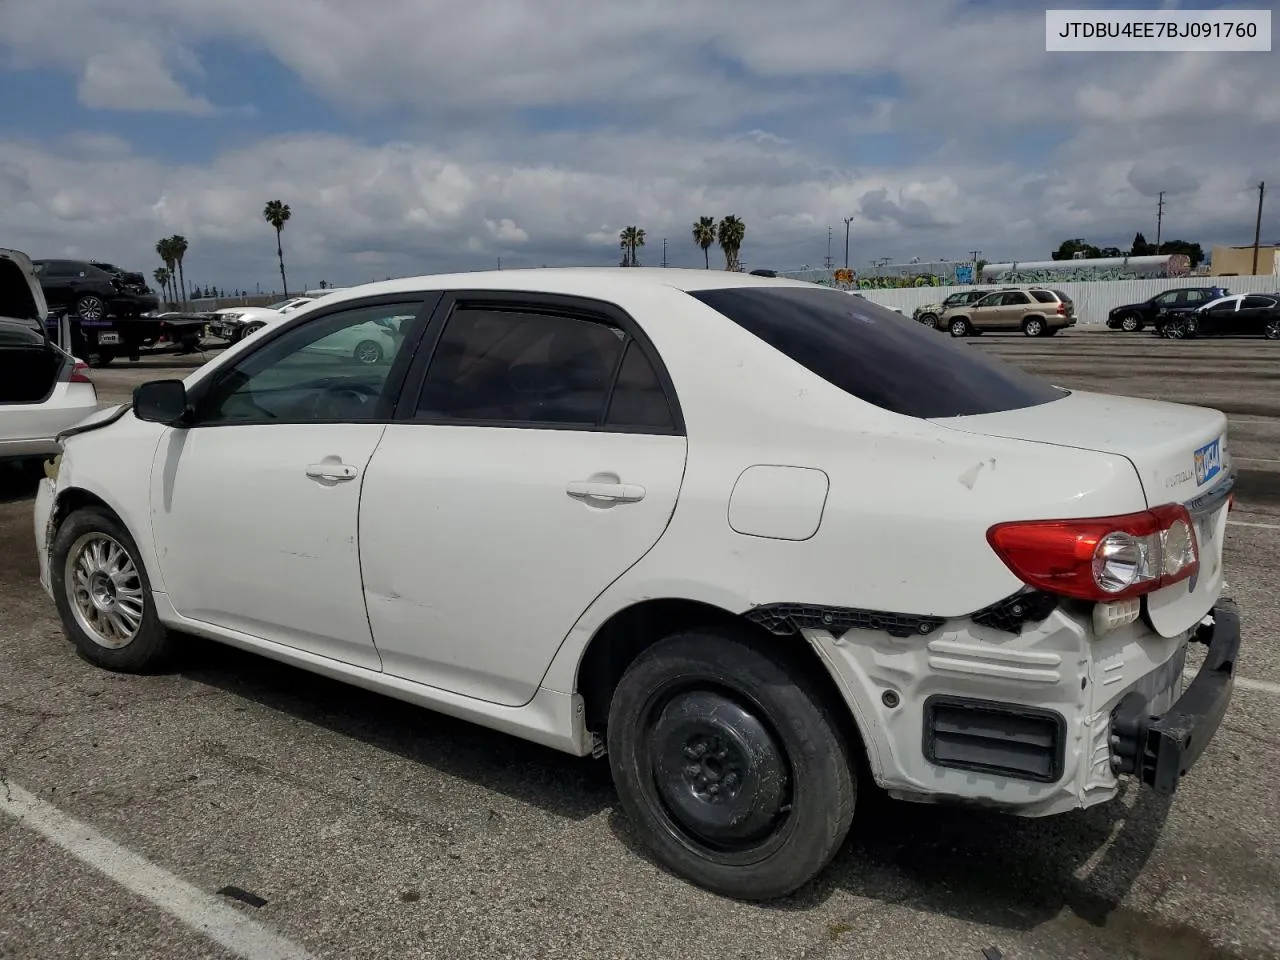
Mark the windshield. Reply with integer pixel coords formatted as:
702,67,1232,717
690,286,1066,419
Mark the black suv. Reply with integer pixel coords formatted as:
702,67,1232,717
1106,286,1228,332
32,259,159,322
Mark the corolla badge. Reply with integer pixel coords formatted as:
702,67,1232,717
1193,438,1222,487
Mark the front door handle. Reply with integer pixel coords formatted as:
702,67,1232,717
566,480,646,503
306,462,358,482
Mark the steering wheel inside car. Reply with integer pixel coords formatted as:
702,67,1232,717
304,380,380,419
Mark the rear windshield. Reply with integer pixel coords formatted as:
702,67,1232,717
690,286,1067,419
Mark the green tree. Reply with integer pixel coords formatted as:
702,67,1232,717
1051,238,1101,261
619,226,646,267
169,234,189,305
263,200,292,295
717,215,745,271
153,266,172,304
155,238,179,302
692,216,717,269
1158,239,1204,268
1131,232,1155,256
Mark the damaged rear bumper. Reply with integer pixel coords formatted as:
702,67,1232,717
1110,599,1240,795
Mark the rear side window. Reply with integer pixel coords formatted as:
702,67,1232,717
1030,290,1056,303
690,287,1066,419
1243,295,1277,309
416,308,626,425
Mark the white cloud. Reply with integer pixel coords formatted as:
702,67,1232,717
0,0,1276,285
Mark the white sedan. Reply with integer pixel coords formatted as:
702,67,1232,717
1,248,98,465
32,268,1240,900
209,297,317,342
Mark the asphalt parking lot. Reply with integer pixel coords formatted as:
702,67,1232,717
1,329,1278,960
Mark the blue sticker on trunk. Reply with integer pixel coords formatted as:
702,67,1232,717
1194,438,1221,487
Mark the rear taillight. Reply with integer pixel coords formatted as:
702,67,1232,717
986,504,1199,602
1056,302,1066,315
70,361,92,384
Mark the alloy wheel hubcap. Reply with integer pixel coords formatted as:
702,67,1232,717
80,298,104,321
66,533,144,649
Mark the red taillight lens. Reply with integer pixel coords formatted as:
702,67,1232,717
987,504,1199,602
70,361,92,384
1056,302,1066,315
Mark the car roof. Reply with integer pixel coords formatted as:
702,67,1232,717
299,267,820,309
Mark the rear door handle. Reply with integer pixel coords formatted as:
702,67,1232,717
566,480,646,503
306,462,358,482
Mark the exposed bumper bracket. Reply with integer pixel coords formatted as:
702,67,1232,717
1110,599,1240,795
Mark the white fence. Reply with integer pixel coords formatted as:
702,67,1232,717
853,276,1280,325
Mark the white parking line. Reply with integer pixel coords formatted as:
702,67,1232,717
1238,677,1280,696
1229,418,1280,425
1228,520,1280,530
0,781,316,960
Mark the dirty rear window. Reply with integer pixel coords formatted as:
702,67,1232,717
690,286,1067,419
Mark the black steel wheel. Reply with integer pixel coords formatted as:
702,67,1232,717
607,628,856,901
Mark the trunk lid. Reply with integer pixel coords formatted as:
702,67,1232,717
931,390,1231,637
0,247,49,325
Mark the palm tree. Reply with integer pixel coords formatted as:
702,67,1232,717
717,215,746,271
619,226,646,267
692,217,717,269
169,234,189,306
155,238,179,302
263,200,292,296
153,267,172,305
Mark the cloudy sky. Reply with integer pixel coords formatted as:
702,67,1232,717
1,0,1276,291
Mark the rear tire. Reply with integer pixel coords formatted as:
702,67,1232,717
93,348,116,367
50,507,172,673
1022,316,1046,337
607,628,856,901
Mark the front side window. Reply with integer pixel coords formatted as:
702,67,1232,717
690,286,1066,419
974,294,1003,308
416,308,628,426
197,300,424,424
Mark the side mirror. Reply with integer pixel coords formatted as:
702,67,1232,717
133,379,189,425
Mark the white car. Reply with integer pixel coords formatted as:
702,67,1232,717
32,268,1239,901
1,248,98,465
209,297,316,342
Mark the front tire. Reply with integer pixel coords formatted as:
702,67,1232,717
354,340,384,364
949,317,971,337
1265,319,1280,340
918,312,938,328
607,628,856,901
51,507,172,673
1120,313,1142,332
241,322,265,339
76,295,106,322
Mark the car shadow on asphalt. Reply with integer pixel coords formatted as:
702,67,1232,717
176,638,616,821
175,633,1168,938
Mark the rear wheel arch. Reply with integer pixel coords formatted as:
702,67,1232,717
575,597,868,767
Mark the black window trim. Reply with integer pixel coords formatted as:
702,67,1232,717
395,290,686,437
180,291,443,428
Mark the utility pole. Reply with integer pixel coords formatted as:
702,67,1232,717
1156,191,1165,254
1252,181,1266,275
497,256,502,270
843,216,854,268
824,225,834,270
662,238,668,268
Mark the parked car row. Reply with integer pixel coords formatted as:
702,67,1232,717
912,286,1077,337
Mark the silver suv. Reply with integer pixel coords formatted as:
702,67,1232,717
939,287,1077,337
